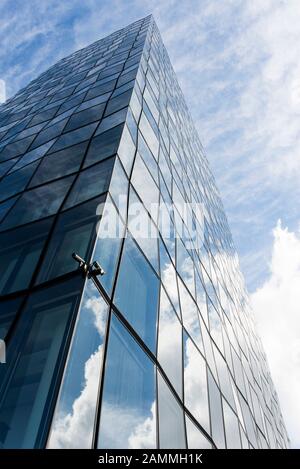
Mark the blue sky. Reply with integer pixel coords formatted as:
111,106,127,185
1,0,299,447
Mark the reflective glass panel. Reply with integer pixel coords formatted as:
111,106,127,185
37,196,105,283
92,197,125,295
114,236,159,353
183,331,210,433
178,278,203,353
0,161,39,202
0,197,18,224
64,103,105,133
158,288,182,398
185,415,212,449
157,372,186,449
207,370,226,448
131,153,159,221
0,175,75,230
98,314,156,449
64,158,114,209
117,124,136,175
159,239,181,319
0,277,83,448
128,187,159,272
0,296,23,340
109,157,128,222
223,399,241,449
84,124,124,168
96,108,127,134
29,141,89,187
50,122,98,153
48,281,109,448
0,217,53,294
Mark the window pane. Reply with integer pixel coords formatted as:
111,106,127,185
64,158,114,209
96,108,127,135
183,331,210,434
29,141,89,187
0,296,23,340
159,240,180,318
158,288,182,398
104,89,132,116
48,281,109,448
91,197,125,295
50,122,98,153
0,135,35,162
239,393,257,447
98,314,156,449
158,372,186,449
207,370,226,448
114,236,159,353
138,132,158,184
0,277,83,448
64,103,105,133
30,118,68,149
139,112,159,160
117,124,136,175
0,197,18,224
128,187,159,272
223,399,241,449
0,161,39,202
0,158,19,178
86,79,117,101
11,139,56,171
0,175,75,230
84,124,124,168
178,278,203,353
214,347,236,411
176,237,195,296
131,153,159,221
109,157,128,221
186,415,212,449
207,300,223,353
37,196,105,283
0,217,53,294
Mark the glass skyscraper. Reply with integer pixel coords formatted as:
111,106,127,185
0,15,288,449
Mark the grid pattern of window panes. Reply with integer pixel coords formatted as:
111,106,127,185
0,15,289,450
0,16,151,449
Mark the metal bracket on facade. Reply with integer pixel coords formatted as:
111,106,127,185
72,252,105,279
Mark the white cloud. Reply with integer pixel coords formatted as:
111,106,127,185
99,401,156,449
251,220,300,448
128,402,156,449
146,0,300,292
48,294,107,449
49,344,104,449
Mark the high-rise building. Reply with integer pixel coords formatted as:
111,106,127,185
0,15,288,449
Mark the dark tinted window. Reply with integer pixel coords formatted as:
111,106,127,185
84,124,123,168
29,141,88,187
0,296,24,340
0,277,83,448
50,123,98,153
64,158,114,209
0,175,75,230
63,103,105,133
30,118,68,149
0,158,19,178
0,161,39,202
0,218,53,294
37,196,105,283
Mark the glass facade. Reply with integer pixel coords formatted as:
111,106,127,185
0,15,288,449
